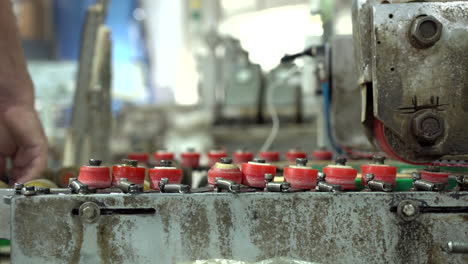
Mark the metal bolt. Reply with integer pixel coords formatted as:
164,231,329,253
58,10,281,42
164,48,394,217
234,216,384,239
372,155,385,165
335,156,347,166
447,241,468,254
368,180,393,192
220,157,233,164
454,175,468,191
214,177,241,194
253,158,266,164
89,159,102,166
409,15,443,49
317,172,326,182
79,202,100,223
412,111,444,145
35,187,50,195
82,207,96,219
365,173,375,184
295,158,308,166
117,178,141,194
412,172,422,181
121,159,138,167
14,183,24,194
402,204,416,217
22,186,36,196
397,200,420,221
264,173,274,183
159,160,172,167
69,178,90,194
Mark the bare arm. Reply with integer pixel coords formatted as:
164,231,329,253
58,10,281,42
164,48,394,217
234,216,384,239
0,0,47,183
0,0,34,107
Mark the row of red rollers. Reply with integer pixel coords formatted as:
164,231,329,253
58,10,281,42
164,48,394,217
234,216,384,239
78,156,449,192
129,148,334,168
78,159,182,190
208,155,450,190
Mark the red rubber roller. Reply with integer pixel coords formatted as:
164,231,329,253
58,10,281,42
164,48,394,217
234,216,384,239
148,160,182,190
418,166,449,184
78,159,111,188
285,149,307,162
241,159,276,188
233,149,254,164
283,158,318,189
361,155,397,186
180,148,200,168
112,159,146,185
258,151,280,162
207,149,228,167
311,149,333,161
153,150,174,166
323,157,358,190
127,152,149,164
208,157,243,185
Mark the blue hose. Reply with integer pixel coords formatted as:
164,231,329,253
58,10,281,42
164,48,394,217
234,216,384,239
321,81,343,154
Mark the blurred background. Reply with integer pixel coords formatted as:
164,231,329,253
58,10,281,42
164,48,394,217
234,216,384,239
12,0,356,170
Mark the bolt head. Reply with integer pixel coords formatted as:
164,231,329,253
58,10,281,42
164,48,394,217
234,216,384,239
264,173,274,181
220,157,233,164
335,156,347,166
412,111,444,144
317,172,326,181
79,202,100,223
402,204,416,217
88,159,102,166
365,173,375,183
159,160,172,167
410,15,443,49
254,159,266,164
412,172,422,181
372,155,386,164
296,158,308,166
82,207,96,219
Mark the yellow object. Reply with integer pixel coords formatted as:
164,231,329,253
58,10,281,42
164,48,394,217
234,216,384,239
0,181,8,188
24,179,58,189
144,180,151,191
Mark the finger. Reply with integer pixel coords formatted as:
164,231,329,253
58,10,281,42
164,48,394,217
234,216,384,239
3,106,47,183
10,145,47,183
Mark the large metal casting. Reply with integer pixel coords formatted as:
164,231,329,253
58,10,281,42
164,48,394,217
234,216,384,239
3,191,467,263
353,0,468,164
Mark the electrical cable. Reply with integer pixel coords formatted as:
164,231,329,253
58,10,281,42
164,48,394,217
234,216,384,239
321,80,343,154
259,67,298,153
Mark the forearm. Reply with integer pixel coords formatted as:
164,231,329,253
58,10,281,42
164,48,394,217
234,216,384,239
0,0,34,109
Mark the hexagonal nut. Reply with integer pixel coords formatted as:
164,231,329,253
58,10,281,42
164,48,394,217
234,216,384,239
410,15,443,49
79,202,100,223
397,200,420,222
412,111,444,144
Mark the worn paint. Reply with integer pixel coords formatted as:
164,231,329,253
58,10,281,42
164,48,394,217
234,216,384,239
8,191,468,264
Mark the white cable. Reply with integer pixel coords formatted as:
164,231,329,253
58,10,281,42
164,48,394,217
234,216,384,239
259,67,298,153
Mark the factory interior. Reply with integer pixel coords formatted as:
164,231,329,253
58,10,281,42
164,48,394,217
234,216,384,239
0,0,467,263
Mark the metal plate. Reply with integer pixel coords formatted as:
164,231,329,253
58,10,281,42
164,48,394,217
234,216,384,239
372,2,468,162
8,192,468,263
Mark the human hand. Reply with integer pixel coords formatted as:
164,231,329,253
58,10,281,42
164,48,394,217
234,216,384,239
0,105,47,184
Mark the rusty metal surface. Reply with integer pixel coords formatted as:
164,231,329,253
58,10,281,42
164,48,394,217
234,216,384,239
8,191,468,264
375,2,468,163
353,0,468,163
0,189,13,239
